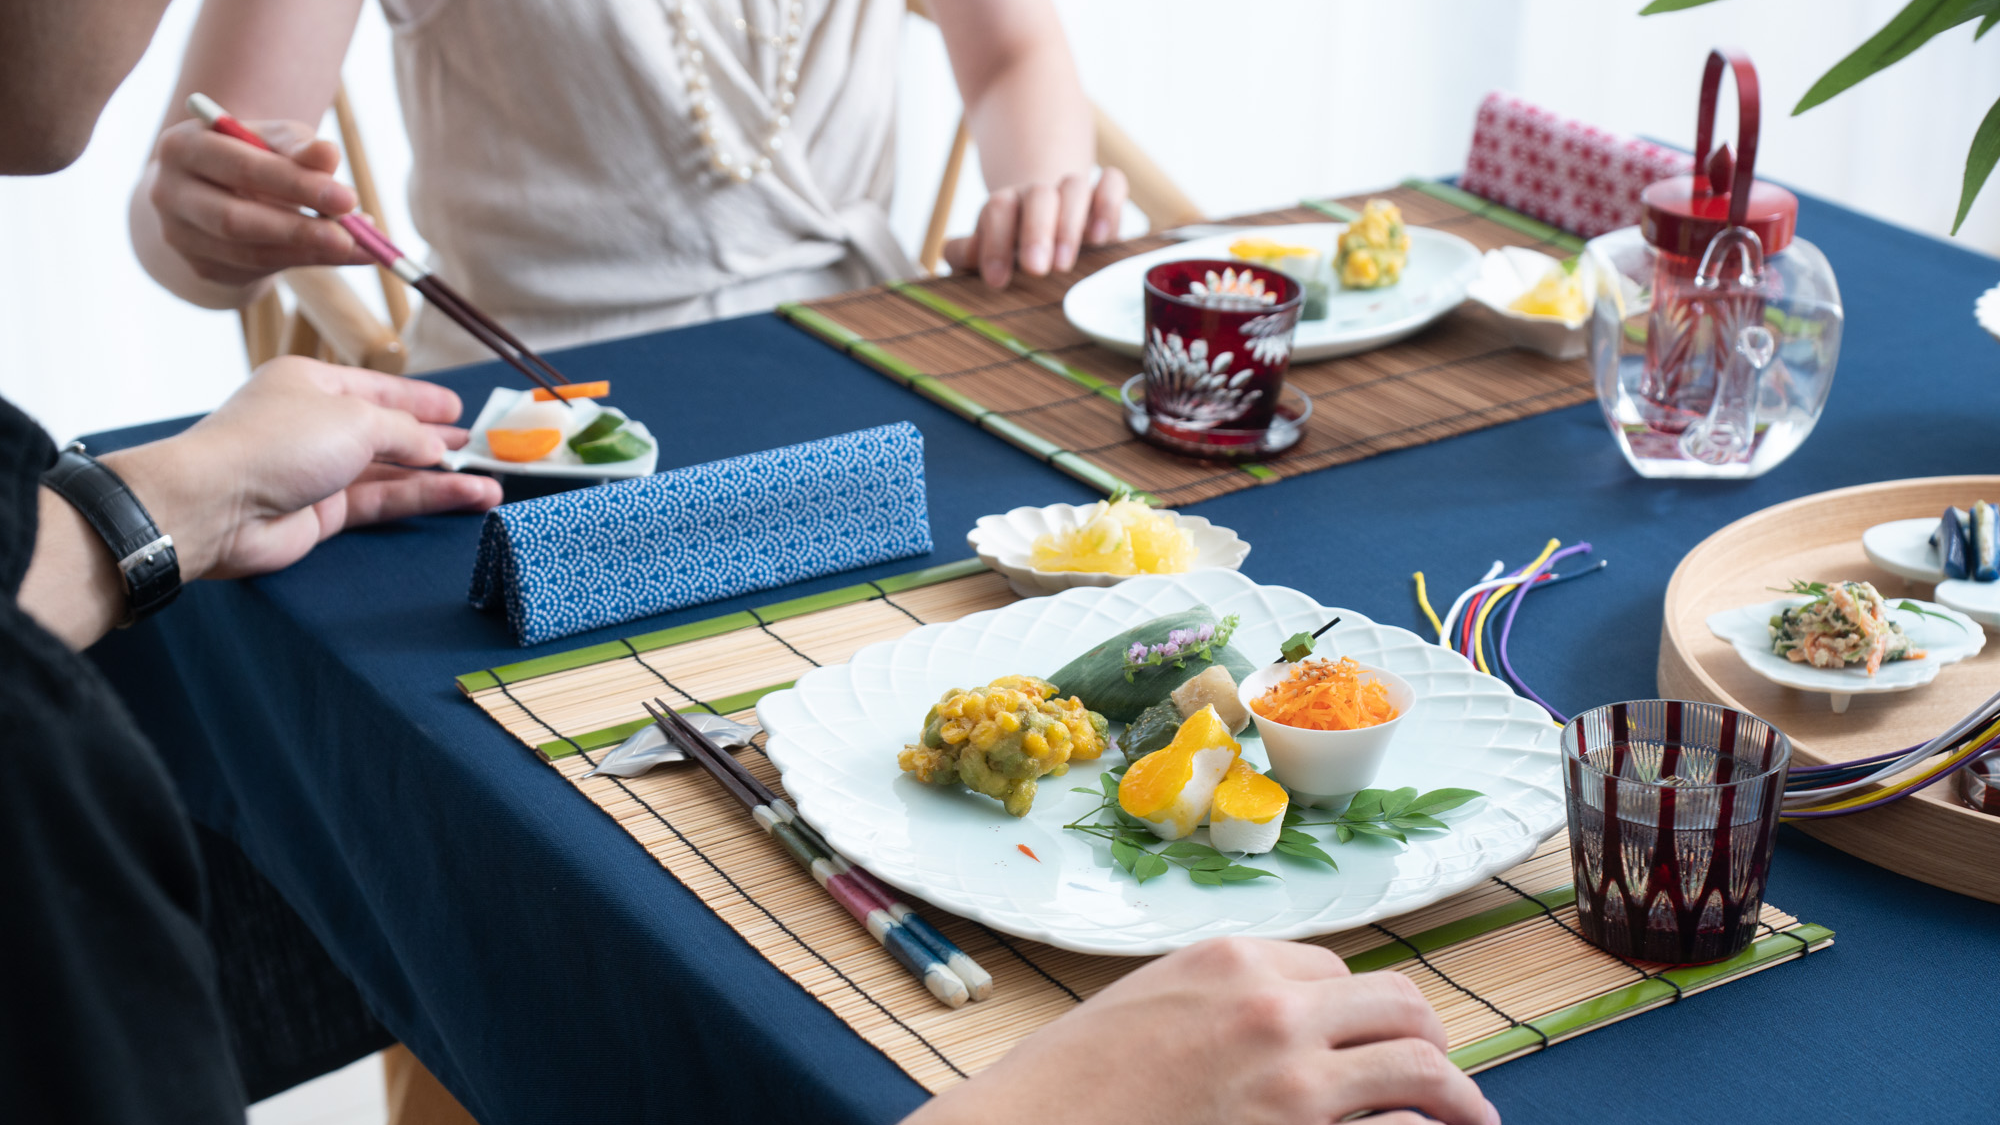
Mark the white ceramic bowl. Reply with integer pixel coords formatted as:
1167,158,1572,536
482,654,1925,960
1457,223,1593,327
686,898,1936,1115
965,503,1250,598
1465,246,1591,360
1238,661,1415,808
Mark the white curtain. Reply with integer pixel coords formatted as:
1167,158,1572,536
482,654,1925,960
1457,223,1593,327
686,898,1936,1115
4,0,1995,443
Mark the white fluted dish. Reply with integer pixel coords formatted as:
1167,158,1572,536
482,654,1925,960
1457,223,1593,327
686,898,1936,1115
1706,595,1985,714
756,570,1565,955
966,503,1250,598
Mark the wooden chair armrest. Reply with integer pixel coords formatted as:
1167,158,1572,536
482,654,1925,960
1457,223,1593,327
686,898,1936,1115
282,267,408,374
1092,105,1204,232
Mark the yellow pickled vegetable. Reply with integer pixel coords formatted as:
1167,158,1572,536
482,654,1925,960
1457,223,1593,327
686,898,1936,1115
1508,264,1588,323
1031,498,1196,575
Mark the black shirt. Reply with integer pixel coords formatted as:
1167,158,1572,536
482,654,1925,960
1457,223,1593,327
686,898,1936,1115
0,397,242,1122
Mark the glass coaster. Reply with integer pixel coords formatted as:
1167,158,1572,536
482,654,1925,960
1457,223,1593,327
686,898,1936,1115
1121,376,1311,461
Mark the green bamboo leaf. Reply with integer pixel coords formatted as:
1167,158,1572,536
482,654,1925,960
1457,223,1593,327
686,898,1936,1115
1133,853,1170,883
1638,0,1728,11
1794,0,1981,115
1391,813,1449,831
1110,836,1141,874
1952,92,2000,234
1276,839,1338,867
1379,787,1420,818
1189,867,1225,885
1220,865,1278,881
1407,788,1484,816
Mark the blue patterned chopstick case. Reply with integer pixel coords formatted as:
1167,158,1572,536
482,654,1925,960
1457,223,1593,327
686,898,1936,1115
469,422,932,645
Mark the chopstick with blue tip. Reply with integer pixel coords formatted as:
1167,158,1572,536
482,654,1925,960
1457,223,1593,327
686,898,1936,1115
640,702,981,1008
648,700,993,1001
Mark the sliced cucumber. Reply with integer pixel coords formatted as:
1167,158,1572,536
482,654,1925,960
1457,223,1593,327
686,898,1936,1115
575,429,652,464
566,410,627,451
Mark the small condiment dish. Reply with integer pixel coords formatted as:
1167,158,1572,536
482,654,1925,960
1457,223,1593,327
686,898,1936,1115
1464,247,1593,359
966,502,1249,598
1237,661,1414,808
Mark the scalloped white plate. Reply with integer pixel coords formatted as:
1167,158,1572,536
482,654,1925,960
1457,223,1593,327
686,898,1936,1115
1705,595,1985,713
965,503,1250,598
756,570,1565,955
1062,223,1481,362
438,387,658,479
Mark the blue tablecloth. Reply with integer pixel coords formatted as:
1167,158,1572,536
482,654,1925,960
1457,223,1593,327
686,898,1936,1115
90,192,2000,1124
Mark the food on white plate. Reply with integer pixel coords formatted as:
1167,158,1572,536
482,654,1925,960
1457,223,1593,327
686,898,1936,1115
480,382,653,465
1207,758,1290,854
1250,656,1400,731
1507,257,1588,323
1030,495,1197,577
1335,199,1411,290
1229,236,1330,319
1047,607,1254,722
1118,705,1242,841
1770,580,1925,675
1170,664,1249,735
897,675,1108,817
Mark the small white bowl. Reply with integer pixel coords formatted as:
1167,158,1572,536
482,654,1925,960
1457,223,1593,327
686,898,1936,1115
1465,247,1591,359
1237,661,1414,808
965,503,1250,598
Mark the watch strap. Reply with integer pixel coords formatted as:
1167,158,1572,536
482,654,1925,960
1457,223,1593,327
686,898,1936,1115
41,442,181,624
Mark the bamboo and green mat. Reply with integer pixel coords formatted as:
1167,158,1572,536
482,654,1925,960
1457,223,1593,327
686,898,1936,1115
457,561,1831,1092
779,181,1593,507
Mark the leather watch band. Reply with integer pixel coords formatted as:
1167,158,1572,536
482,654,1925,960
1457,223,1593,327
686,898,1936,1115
41,442,181,624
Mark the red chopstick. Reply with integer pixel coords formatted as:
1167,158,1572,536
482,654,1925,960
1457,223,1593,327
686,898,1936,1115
186,93,575,402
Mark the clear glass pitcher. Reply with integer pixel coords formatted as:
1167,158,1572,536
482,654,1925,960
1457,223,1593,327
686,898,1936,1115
1586,50,1843,479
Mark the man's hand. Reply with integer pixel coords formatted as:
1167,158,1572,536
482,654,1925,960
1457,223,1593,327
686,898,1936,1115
146,116,373,290
105,356,501,582
942,167,1127,289
904,936,1500,1125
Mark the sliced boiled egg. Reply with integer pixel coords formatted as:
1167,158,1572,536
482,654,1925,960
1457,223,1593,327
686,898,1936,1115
1118,705,1240,841
1208,759,1289,854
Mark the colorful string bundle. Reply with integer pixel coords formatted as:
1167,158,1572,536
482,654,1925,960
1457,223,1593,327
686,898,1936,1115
1781,686,2000,819
1413,539,1607,724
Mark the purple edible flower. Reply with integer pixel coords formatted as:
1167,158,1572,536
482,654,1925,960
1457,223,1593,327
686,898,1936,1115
1196,624,1216,643
1128,642,1148,661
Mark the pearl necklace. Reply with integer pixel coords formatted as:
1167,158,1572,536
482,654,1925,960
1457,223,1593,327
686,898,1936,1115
664,0,805,183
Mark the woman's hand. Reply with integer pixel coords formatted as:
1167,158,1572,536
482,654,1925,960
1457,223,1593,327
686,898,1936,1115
105,356,502,582
145,115,373,290
942,167,1128,289
903,936,1500,1125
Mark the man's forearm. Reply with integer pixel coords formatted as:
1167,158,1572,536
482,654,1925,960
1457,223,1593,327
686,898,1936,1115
20,487,126,650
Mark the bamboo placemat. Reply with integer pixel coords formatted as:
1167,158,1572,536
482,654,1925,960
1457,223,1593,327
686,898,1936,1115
778,180,1592,507
457,561,1831,1092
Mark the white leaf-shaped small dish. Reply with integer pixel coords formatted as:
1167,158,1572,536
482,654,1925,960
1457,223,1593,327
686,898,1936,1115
966,503,1249,598
439,387,658,480
1706,595,1985,713
1464,247,1591,359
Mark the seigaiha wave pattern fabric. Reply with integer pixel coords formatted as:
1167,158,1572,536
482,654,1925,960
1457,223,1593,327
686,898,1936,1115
470,422,932,645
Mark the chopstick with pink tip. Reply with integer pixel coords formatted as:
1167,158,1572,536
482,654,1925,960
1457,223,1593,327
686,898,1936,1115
185,92,578,405
641,700,994,1006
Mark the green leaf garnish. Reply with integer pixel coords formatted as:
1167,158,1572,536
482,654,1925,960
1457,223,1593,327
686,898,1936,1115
1897,598,1969,631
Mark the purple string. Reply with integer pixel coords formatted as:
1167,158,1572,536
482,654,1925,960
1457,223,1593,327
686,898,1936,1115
1494,542,1595,723
1784,731,2000,818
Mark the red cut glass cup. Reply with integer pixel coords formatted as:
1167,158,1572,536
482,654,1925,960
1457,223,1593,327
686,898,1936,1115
1562,699,1791,964
1134,259,1304,455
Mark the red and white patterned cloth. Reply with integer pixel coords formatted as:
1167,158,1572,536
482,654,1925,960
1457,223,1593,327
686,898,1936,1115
1460,92,1692,239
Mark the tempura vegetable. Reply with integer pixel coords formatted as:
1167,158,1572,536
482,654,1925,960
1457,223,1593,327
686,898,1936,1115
899,676,1109,817
1335,199,1412,290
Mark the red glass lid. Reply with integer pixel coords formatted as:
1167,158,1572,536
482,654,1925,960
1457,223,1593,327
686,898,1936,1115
1641,49,1798,258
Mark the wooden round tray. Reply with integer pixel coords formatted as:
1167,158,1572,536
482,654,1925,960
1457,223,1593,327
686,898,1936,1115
1659,475,2000,903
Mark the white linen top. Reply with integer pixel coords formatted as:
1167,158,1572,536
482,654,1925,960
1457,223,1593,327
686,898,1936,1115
379,0,911,370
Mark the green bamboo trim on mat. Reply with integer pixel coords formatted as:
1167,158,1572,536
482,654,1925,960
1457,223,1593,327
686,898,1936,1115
1400,178,1587,252
454,558,990,693
1446,922,1833,1071
1304,198,1360,221
886,281,1122,404
1344,886,1581,974
536,682,796,761
776,303,863,347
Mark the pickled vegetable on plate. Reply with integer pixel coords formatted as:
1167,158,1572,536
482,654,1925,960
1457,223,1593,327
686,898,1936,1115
1030,497,1196,576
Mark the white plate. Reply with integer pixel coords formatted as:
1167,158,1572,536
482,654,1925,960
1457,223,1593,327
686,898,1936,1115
1937,580,2000,631
1706,595,1985,713
757,570,1564,956
1062,223,1482,363
439,387,658,479
1860,516,2000,629
965,503,1250,598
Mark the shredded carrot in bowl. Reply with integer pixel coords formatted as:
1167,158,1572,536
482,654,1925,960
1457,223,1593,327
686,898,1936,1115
1252,657,1398,731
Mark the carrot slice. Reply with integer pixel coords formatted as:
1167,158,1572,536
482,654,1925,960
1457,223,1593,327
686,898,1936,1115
531,381,610,401
1251,657,1397,731
486,427,563,462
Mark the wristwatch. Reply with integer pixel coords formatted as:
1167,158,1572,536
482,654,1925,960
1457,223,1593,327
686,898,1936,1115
41,441,181,625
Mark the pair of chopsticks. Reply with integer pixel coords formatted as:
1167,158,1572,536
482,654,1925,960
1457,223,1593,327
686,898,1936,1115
638,699,994,1008
187,93,579,406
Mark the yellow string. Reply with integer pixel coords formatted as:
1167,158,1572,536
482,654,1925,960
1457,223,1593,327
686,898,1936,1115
1783,715,2000,818
1469,539,1560,675
1412,572,1444,640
